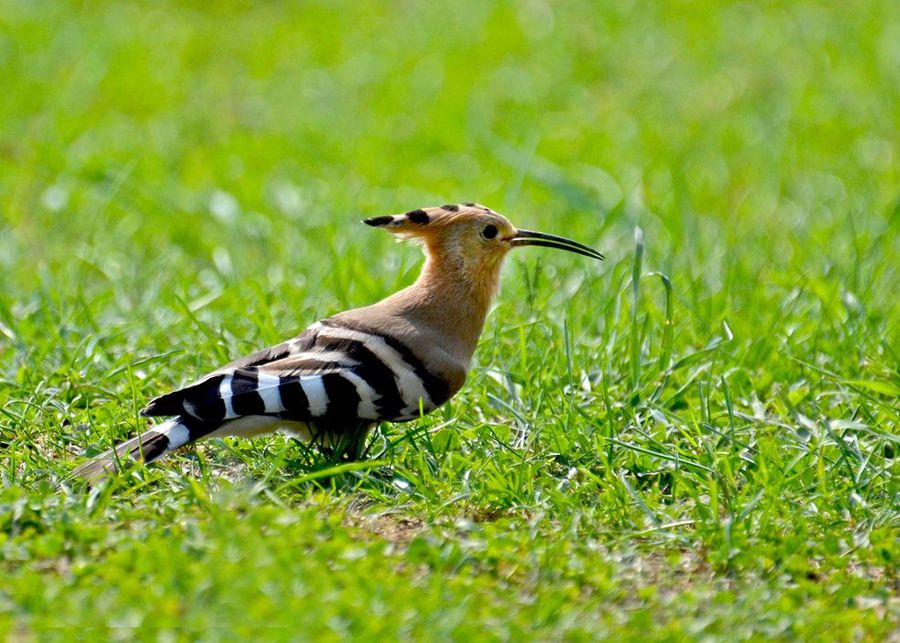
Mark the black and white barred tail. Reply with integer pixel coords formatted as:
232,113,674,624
71,416,205,481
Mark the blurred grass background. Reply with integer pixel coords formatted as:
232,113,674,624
0,0,898,639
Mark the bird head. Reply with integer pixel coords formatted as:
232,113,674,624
362,204,604,356
364,204,604,280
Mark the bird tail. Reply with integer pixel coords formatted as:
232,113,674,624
71,416,204,482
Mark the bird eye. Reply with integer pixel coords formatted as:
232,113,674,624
482,224,498,240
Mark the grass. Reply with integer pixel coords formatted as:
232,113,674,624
1,0,898,639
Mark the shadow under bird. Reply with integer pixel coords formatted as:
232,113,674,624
73,204,604,480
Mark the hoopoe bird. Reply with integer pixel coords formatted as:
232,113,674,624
73,204,603,480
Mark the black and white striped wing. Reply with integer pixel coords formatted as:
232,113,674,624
141,320,451,425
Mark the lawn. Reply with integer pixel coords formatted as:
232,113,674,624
1,0,898,639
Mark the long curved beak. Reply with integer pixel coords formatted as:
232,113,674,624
510,229,605,261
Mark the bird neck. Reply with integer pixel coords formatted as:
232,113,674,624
387,251,504,364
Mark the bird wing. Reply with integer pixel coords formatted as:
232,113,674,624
141,319,451,424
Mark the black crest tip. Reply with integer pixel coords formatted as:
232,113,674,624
364,216,395,227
